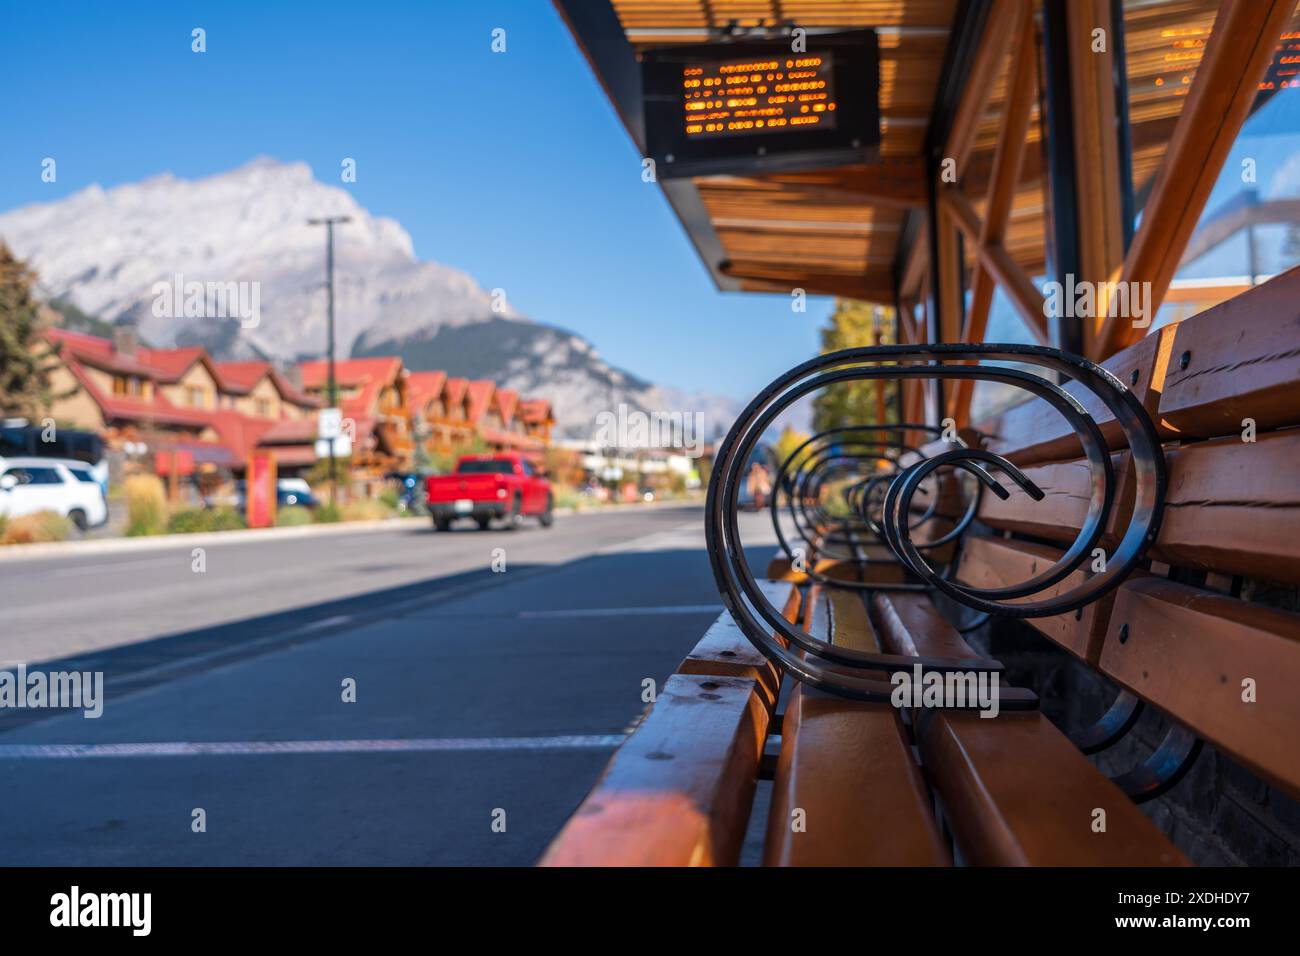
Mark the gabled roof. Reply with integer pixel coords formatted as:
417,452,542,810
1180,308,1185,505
44,328,157,378
298,357,403,390
136,346,212,384
41,329,329,467
213,361,272,392
519,398,554,425
407,370,448,411
55,350,213,428
494,388,519,424
214,361,319,407
465,380,495,426
298,357,404,419
443,377,469,407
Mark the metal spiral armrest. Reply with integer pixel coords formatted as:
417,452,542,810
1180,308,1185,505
770,424,986,591
705,343,1167,705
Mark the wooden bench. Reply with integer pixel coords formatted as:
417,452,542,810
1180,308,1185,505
540,268,1300,866
968,274,1300,808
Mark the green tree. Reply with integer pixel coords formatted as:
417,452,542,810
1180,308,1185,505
811,299,896,433
0,242,63,417
771,424,812,473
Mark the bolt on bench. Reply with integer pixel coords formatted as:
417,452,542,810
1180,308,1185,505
541,268,1300,867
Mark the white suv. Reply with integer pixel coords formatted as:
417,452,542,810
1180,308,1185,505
0,456,109,530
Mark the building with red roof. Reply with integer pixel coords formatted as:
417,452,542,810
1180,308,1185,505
403,372,551,461
41,328,318,476
297,357,411,475
214,361,317,419
518,398,555,446
37,327,555,483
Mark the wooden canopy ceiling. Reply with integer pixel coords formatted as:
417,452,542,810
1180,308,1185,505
560,0,1273,308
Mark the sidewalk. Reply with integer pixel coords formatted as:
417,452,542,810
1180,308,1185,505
0,496,700,562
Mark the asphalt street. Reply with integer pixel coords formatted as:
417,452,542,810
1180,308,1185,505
0,505,778,865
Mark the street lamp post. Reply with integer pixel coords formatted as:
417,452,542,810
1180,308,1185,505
307,216,351,507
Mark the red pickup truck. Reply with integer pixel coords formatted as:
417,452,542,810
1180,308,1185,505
426,453,554,531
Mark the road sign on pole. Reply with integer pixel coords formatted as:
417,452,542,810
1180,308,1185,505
318,407,343,441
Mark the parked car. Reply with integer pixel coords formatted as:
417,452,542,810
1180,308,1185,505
232,478,320,511
0,420,109,494
0,456,109,530
425,453,553,531
276,478,319,509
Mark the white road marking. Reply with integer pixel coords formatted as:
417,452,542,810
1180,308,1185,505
293,614,355,632
48,556,180,578
0,734,629,759
518,605,720,619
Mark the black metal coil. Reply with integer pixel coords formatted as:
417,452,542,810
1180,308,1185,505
705,343,1166,703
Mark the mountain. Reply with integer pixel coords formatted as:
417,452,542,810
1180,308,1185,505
0,157,738,438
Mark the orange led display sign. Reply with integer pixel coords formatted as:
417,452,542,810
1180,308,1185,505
682,53,839,140
641,31,879,178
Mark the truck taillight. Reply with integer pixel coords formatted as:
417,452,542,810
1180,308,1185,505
497,487,508,499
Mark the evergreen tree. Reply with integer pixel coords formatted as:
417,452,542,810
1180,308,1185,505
811,299,896,432
0,241,62,418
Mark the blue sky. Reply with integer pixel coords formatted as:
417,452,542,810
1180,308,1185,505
0,0,824,401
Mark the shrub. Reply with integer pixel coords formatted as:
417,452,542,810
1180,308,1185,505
124,474,167,536
1,510,72,545
207,507,246,531
314,503,342,524
340,498,392,522
164,506,246,534
276,505,313,527
166,508,210,534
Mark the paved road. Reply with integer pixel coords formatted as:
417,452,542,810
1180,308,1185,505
0,505,778,865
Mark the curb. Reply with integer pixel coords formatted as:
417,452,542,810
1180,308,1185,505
0,499,700,562
0,516,427,562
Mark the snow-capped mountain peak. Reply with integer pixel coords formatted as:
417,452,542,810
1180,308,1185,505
0,157,740,437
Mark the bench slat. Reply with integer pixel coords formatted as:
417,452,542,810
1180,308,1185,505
980,327,1175,465
539,674,768,867
678,580,800,711
1151,429,1300,584
1158,268,1300,439
872,592,1186,867
871,592,980,659
1099,577,1300,800
977,453,1134,550
679,614,783,711
764,590,950,866
765,554,804,581
920,711,1188,866
826,589,875,652
956,536,1111,663
768,546,912,588
764,684,951,866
